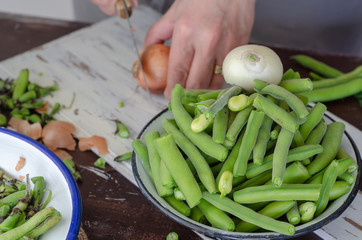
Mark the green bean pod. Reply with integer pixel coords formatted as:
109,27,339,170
235,201,296,232
173,188,185,200
270,125,281,140
12,69,29,100
301,78,362,102
300,103,327,140
145,131,173,197
116,120,130,138
299,202,317,223
160,159,175,188
228,94,252,112
218,171,233,198
272,128,294,187
233,110,265,177
215,134,244,187
282,68,298,80
114,152,133,162
0,205,10,217
233,184,321,204
0,199,29,231
26,210,62,238
164,195,191,217
0,207,60,240
232,170,272,193
291,55,343,78
315,160,339,217
337,172,355,185
279,78,313,93
190,207,207,224
246,144,323,179
253,94,299,133
253,114,274,165
286,204,301,225
204,86,241,120
197,90,221,101
312,65,362,89
307,122,345,175
197,199,235,231
31,176,45,207
18,90,37,103
225,104,253,142
329,181,351,200
258,84,309,121
171,84,228,161
193,99,215,115
202,192,296,236
132,139,152,179
162,119,216,194
265,162,310,185
304,120,327,145
212,106,228,144
156,134,201,207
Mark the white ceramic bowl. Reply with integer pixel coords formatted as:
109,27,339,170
0,127,82,240
132,108,361,239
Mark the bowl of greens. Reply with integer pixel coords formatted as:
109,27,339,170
0,127,81,240
132,84,361,239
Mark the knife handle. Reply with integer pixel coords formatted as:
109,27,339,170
116,0,133,19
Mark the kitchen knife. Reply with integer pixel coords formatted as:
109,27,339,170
116,0,151,96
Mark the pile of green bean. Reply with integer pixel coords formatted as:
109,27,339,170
133,79,358,236
0,169,61,239
0,69,59,126
291,55,362,102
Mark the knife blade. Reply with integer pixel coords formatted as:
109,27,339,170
116,0,151,97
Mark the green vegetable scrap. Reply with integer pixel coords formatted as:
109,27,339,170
166,232,178,240
94,157,106,169
0,169,61,239
0,69,59,126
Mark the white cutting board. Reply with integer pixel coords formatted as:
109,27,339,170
0,5,361,240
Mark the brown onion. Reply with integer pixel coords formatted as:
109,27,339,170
132,44,169,94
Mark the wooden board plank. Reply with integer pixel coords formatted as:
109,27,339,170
0,5,361,240
0,5,168,184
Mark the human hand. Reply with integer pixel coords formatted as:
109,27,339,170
143,0,256,98
90,0,138,15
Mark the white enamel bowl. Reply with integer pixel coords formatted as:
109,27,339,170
0,127,82,240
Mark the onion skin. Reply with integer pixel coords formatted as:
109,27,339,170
222,44,283,92
132,44,169,94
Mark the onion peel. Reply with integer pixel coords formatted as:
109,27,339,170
8,118,42,140
77,135,109,155
15,156,26,171
42,120,76,151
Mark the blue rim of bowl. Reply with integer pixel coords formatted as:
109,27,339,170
132,108,361,239
0,127,82,240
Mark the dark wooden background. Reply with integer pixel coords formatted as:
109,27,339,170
0,12,361,240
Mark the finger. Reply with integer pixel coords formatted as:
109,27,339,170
185,51,215,90
163,36,194,99
142,10,175,52
209,73,225,90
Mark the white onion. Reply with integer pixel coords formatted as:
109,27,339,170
222,44,283,92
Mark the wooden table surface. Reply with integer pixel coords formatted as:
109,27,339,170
0,12,361,240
